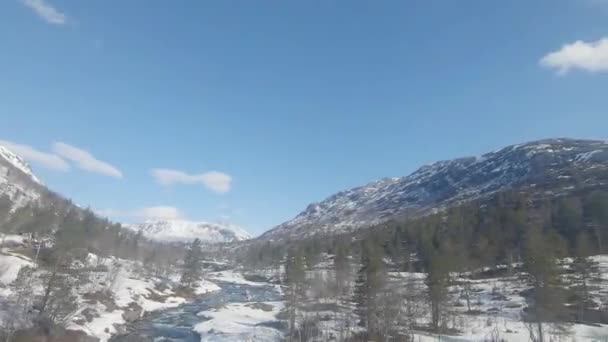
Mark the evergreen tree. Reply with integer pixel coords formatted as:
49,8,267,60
179,238,204,292
303,237,322,269
425,251,450,332
353,239,386,337
0,195,12,229
522,227,566,342
333,241,351,297
36,249,89,326
55,208,87,252
6,205,35,236
571,233,599,323
554,197,583,243
21,206,57,241
284,248,306,341
4,266,35,339
37,268,83,325
587,191,608,252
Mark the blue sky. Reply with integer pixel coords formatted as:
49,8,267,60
1,0,607,235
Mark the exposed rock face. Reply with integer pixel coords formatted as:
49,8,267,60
260,138,608,241
11,327,100,342
122,302,143,322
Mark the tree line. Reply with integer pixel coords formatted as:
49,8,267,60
242,189,608,341
0,195,203,341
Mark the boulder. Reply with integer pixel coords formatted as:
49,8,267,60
122,302,143,322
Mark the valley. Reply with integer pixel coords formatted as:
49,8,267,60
1,138,608,341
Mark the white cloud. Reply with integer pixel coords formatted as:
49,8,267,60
587,0,608,6
134,206,184,220
96,206,185,221
151,168,232,194
94,208,121,218
21,0,67,25
52,142,123,179
540,38,608,74
0,140,70,171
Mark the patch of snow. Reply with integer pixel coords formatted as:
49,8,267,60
77,257,221,341
69,309,125,342
576,149,603,162
194,301,284,342
0,234,28,247
208,270,266,287
0,252,34,284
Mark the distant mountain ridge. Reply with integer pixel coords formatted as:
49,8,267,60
126,219,251,244
260,138,608,241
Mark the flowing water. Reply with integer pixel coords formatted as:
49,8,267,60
109,282,283,342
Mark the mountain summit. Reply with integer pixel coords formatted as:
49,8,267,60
126,219,251,244
0,145,48,209
260,138,608,241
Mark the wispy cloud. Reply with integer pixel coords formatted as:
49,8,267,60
151,168,232,194
540,37,608,74
52,142,123,179
21,0,67,25
96,206,185,221
586,0,608,7
0,140,70,171
134,206,184,220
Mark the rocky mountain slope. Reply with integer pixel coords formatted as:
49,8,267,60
126,219,251,244
0,145,47,208
261,138,608,241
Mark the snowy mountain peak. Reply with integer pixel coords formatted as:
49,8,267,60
0,145,45,208
0,145,42,185
260,138,608,241
126,219,252,244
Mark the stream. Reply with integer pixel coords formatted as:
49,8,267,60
109,281,284,342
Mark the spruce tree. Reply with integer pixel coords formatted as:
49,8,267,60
587,191,608,252
180,238,204,291
284,248,306,341
353,239,386,337
425,252,450,332
0,195,12,230
522,227,566,342
334,242,351,297
571,233,599,323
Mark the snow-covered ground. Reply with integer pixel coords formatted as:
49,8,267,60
208,269,268,286
6,237,608,342
0,251,34,285
299,256,608,342
194,301,284,342
417,256,608,342
0,239,223,342
73,258,222,341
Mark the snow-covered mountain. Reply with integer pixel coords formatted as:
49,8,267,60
0,145,46,208
260,138,608,241
1,144,251,245
126,219,252,244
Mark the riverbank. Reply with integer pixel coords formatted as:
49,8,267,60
110,279,285,342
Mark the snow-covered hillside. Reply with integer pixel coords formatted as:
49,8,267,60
0,146,42,185
261,138,608,241
0,145,45,209
126,219,251,244
0,240,222,342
